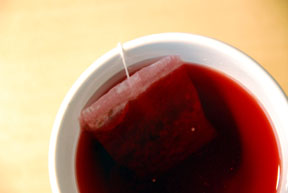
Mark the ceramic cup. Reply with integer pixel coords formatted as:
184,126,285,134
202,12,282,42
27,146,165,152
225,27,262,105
49,33,288,193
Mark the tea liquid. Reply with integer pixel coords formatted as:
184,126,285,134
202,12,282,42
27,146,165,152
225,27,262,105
76,63,280,193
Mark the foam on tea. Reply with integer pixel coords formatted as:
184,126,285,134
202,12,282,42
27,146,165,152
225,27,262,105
76,56,280,193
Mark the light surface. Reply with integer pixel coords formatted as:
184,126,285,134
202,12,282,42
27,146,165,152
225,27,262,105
0,0,287,192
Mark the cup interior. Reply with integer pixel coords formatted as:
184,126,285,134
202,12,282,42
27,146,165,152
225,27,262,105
49,33,288,193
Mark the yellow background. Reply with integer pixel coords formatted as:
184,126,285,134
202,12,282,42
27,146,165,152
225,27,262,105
0,0,287,192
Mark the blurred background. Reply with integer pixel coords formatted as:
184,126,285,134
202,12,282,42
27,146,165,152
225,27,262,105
0,0,287,192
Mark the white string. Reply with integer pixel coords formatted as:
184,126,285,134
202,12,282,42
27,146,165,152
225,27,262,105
118,42,130,79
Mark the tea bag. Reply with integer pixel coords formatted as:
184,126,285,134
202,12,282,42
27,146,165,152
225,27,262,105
80,56,216,177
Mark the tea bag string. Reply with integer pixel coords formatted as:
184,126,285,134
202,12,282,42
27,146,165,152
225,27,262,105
118,43,130,79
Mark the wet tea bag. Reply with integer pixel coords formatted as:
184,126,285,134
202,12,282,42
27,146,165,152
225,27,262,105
80,55,216,177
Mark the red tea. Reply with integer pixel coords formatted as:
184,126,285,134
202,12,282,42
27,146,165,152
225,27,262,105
76,62,280,193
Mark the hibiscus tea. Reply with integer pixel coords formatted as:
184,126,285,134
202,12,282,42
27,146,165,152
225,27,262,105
76,61,280,193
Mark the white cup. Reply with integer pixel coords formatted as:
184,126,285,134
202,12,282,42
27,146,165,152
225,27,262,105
49,33,288,193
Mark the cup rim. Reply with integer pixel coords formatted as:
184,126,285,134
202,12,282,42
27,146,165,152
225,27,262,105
48,32,288,193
